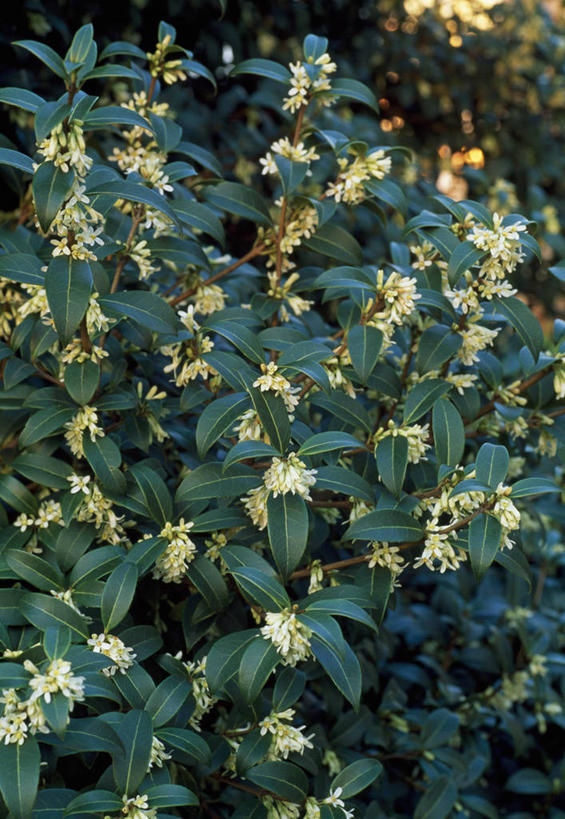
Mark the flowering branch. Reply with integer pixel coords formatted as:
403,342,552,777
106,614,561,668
170,243,266,307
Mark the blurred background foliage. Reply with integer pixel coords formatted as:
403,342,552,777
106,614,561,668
2,0,565,321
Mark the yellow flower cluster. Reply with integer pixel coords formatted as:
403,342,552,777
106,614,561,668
326,148,392,205
153,519,197,583
282,52,337,113
147,35,187,85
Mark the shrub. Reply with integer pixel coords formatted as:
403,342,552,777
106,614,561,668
0,19,564,819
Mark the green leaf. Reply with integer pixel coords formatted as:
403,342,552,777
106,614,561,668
236,729,272,775
510,477,560,498
0,148,34,174
0,252,45,285
348,324,383,384
0,663,31,689
144,784,198,809
303,33,329,60
506,768,553,794
64,360,99,405
21,592,89,638
492,295,544,360
82,105,153,132
229,566,290,611
205,629,258,696
42,690,70,738
69,536,124,587
331,758,383,798
416,325,462,374
447,241,484,285
414,776,458,819
84,64,141,80
273,667,305,711
246,761,308,802
83,435,124,494
432,398,465,467
314,466,374,502
309,628,362,708
190,507,248,532
0,737,40,819
267,493,309,578
14,39,67,78
99,41,147,60
305,598,377,632
186,556,230,611
44,625,72,660
310,392,371,433
6,550,65,591
248,386,290,453
45,256,92,344
403,379,450,424
298,431,361,457
468,514,503,580
0,87,45,113
88,180,178,228
303,224,363,265
172,200,225,246
129,463,172,525
176,462,260,504
365,177,406,214
203,181,272,225
65,790,123,816
375,433,408,497
145,675,193,727
313,266,374,295
345,509,424,542
475,442,509,488
204,319,265,364
67,23,94,65
98,291,178,334
420,708,459,749
231,58,291,83
155,727,211,764
238,637,280,702
274,155,309,196
222,440,279,470
327,78,379,112
102,561,138,631
112,709,153,796
32,163,75,233
0,474,38,514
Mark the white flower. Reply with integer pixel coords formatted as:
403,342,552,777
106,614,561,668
367,542,406,575
27,658,85,707
243,483,271,530
259,708,314,760
67,473,91,494
263,452,317,499
413,526,467,573
121,794,157,819
153,519,197,583
87,633,136,676
261,609,313,666
148,736,172,770
253,362,301,414
493,484,520,530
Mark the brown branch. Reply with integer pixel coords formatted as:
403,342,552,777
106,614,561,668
169,244,266,307
110,208,144,294
79,317,92,355
147,76,157,105
288,500,496,581
470,363,554,424
33,365,64,388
